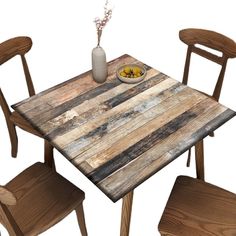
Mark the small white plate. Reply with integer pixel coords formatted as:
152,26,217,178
116,64,146,84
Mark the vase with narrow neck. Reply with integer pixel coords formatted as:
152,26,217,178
91,30,108,83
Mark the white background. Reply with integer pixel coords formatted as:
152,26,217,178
0,0,236,235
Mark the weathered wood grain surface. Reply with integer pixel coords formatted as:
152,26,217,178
12,54,236,202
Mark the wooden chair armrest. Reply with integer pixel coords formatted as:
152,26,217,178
0,186,17,205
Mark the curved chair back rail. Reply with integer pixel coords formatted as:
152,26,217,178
179,28,236,58
0,37,32,65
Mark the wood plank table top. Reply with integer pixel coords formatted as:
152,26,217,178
12,54,236,202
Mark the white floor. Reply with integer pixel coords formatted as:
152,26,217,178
1,1,236,235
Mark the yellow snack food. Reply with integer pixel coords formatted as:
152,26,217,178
124,66,131,74
132,67,141,75
120,71,127,77
119,65,143,78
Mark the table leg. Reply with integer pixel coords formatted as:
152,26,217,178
120,191,134,236
195,139,204,180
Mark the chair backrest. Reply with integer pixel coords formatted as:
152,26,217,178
0,36,35,121
179,28,236,101
0,36,35,97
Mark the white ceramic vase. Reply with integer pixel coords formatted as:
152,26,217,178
91,46,108,83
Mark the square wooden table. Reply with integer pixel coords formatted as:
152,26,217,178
13,54,236,236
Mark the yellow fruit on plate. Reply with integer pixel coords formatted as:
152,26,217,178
132,67,141,75
119,65,144,79
120,71,127,77
124,66,131,74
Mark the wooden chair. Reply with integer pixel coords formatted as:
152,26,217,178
179,28,236,167
158,175,236,235
0,36,54,167
0,162,87,236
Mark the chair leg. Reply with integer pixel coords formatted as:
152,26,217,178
186,148,191,167
6,122,18,158
75,203,88,236
44,140,55,171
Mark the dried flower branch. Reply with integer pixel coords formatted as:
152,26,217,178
94,0,112,46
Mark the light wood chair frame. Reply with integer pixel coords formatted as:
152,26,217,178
0,162,87,236
179,28,236,167
0,37,54,168
158,175,236,235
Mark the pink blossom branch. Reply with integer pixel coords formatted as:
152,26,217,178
94,0,112,46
